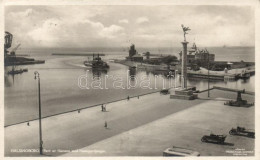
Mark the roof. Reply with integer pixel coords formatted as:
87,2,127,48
163,147,200,156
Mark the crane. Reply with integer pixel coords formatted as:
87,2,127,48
10,43,21,56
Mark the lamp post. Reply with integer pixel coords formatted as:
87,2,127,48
34,71,43,155
175,70,178,88
207,52,210,97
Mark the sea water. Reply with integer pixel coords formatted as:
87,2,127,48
4,47,255,125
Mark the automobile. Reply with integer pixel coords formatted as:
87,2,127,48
201,134,226,144
160,89,170,95
163,146,200,156
229,126,255,138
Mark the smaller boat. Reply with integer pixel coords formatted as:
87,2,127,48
8,69,24,75
23,68,28,72
239,70,250,79
7,62,25,75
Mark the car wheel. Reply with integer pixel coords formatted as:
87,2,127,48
229,130,235,135
201,137,206,142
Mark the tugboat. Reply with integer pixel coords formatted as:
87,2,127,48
84,54,109,69
239,69,250,79
8,68,24,75
7,56,28,75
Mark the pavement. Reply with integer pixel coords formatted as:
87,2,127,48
5,89,255,157
63,90,255,156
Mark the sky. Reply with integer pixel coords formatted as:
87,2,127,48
5,5,255,48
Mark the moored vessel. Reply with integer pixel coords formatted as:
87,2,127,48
83,54,109,69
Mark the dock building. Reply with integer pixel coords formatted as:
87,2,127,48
179,43,215,67
126,44,143,62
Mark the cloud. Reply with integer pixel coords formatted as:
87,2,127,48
119,19,129,24
27,18,63,47
8,8,33,18
5,6,254,48
99,25,125,39
82,19,104,30
27,18,125,47
6,6,126,47
81,20,125,38
136,34,155,39
136,17,149,24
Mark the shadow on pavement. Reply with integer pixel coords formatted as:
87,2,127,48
197,98,229,101
202,141,234,146
231,134,255,139
222,142,235,146
42,153,53,157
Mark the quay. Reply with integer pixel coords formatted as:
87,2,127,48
5,87,254,156
5,57,45,66
211,86,255,95
64,89,254,156
115,59,255,81
187,68,255,81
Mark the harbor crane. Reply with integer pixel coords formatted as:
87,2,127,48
10,44,21,56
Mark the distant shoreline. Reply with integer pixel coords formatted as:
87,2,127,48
52,53,105,56
19,46,255,50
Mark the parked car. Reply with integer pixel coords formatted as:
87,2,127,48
229,126,255,138
160,89,170,95
201,134,226,144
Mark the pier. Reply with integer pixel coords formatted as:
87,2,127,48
187,68,255,81
114,60,255,81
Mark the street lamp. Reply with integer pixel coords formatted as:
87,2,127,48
207,51,210,97
34,71,43,155
175,70,178,88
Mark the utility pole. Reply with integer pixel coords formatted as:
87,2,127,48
34,71,43,155
208,52,210,97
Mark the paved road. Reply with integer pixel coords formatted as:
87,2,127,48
5,90,205,157
5,89,254,157
64,96,255,156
